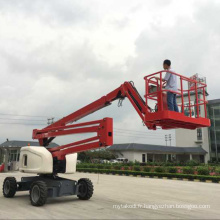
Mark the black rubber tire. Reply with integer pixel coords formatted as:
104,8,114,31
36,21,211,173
2,177,17,198
30,181,47,206
77,178,94,200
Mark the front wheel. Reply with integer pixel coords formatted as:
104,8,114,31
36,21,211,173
77,178,94,200
30,181,47,206
3,177,17,198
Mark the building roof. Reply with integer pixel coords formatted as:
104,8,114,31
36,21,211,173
0,140,59,149
108,143,207,154
208,99,220,105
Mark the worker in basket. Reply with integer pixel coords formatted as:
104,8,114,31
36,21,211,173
157,59,179,112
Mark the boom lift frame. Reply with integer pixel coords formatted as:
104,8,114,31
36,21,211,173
2,71,210,206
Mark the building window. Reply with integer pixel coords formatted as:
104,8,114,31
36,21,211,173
208,103,220,161
9,150,19,162
17,153,20,162
0,149,3,164
142,154,146,163
197,128,202,141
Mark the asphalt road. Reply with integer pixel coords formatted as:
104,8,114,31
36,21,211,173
0,172,219,219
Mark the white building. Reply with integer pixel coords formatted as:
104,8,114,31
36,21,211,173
108,143,207,163
175,89,210,163
176,97,220,163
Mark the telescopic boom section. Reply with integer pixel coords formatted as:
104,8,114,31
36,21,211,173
32,82,153,160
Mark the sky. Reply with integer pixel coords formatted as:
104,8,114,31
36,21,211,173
0,0,219,146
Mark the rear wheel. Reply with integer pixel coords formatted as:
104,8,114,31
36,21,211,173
30,181,47,206
3,177,17,198
77,178,94,200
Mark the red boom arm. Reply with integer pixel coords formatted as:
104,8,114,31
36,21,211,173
33,81,153,160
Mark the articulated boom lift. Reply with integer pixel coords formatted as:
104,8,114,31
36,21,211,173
3,71,210,206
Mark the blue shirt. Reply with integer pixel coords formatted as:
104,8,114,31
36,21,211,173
163,68,178,92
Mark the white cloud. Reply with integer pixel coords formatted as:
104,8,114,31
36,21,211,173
0,0,218,146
